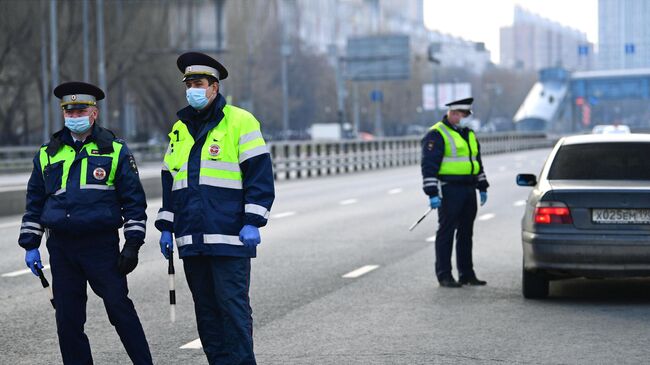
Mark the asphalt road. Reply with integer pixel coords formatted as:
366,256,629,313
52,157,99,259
1,148,650,364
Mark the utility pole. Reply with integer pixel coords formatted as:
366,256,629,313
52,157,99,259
96,0,108,125
40,0,50,142
49,0,60,131
82,0,90,82
280,0,293,139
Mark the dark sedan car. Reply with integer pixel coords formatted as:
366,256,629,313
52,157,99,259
517,134,650,299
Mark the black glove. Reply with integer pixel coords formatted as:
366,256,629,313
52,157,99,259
118,243,140,276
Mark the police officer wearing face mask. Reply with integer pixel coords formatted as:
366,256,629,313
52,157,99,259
18,82,153,364
421,97,489,288
155,52,274,365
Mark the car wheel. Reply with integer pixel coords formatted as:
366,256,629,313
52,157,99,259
522,268,549,299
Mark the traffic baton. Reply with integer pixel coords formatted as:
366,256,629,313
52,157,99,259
408,207,434,231
35,264,55,309
168,248,176,323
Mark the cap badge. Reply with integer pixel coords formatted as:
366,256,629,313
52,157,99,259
93,167,106,180
71,95,77,101
209,144,221,157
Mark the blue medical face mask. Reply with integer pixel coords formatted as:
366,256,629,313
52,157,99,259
186,87,210,110
64,115,92,134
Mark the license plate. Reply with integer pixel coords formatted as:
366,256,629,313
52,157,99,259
592,209,650,224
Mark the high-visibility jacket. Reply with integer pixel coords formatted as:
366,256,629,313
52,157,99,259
19,125,147,250
420,117,489,197
431,121,480,175
155,95,275,258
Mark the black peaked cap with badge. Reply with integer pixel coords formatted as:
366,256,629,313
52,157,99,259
177,52,229,82
53,81,105,111
445,97,474,115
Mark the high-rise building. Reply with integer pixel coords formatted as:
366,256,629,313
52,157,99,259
500,6,592,71
598,0,650,69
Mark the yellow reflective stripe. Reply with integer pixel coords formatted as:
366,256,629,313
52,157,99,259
199,167,241,180
80,157,88,186
108,142,123,185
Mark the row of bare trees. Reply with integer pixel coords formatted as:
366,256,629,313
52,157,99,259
0,0,535,146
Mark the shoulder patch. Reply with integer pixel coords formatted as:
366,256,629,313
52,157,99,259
127,154,139,174
426,140,435,151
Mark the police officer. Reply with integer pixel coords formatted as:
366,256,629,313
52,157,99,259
421,97,489,288
18,82,153,364
155,52,274,365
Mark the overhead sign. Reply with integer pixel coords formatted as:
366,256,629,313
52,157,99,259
422,83,472,110
345,34,410,81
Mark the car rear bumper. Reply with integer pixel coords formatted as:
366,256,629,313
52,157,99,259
523,230,650,277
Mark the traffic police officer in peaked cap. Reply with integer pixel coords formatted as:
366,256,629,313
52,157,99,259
421,97,490,288
155,52,275,364
18,81,153,364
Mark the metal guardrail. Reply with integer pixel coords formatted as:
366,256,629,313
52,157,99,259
0,133,553,176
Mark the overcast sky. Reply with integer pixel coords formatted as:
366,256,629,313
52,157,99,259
423,0,598,64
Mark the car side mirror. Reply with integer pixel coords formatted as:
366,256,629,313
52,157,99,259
516,174,537,187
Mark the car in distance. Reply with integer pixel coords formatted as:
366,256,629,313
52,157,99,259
516,134,650,298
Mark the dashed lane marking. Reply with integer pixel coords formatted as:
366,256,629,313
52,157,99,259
513,200,526,207
2,265,51,278
478,213,495,221
271,211,297,219
180,338,202,349
342,265,380,278
339,199,358,206
426,235,436,242
388,188,403,195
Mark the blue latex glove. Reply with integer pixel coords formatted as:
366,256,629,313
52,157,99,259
480,192,488,206
429,196,441,209
239,225,261,248
25,248,43,277
160,231,173,259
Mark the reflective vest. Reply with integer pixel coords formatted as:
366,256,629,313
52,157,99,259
431,121,479,176
160,103,272,257
163,106,267,192
39,141,122,195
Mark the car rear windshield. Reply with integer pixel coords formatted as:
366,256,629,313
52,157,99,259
548,142,650,180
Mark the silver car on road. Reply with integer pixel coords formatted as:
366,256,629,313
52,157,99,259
517,134,650,299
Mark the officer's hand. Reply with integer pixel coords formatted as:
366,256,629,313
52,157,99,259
160,231,174,259
118,244,139,276
429,196,441,209
239,225,261,248
480,192,488,207
25,248,43,277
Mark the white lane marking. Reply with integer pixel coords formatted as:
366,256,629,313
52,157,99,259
478,213,495,221
180,338,202,349
513,200,526,207
270,211,296,219
0,220,22,229
342,265,380,278
339,199,358,206
2,265,51,278
426,235,436,242
498,166,507,172
388,188,403,195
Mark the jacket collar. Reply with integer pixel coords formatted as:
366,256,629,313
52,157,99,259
46,123,115,156
176,93,227,141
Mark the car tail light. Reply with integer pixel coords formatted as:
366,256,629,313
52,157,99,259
534,202,573,224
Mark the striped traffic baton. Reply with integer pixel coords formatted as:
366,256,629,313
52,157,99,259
168,247,176,323
35,264,55,309
408,207,434,231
